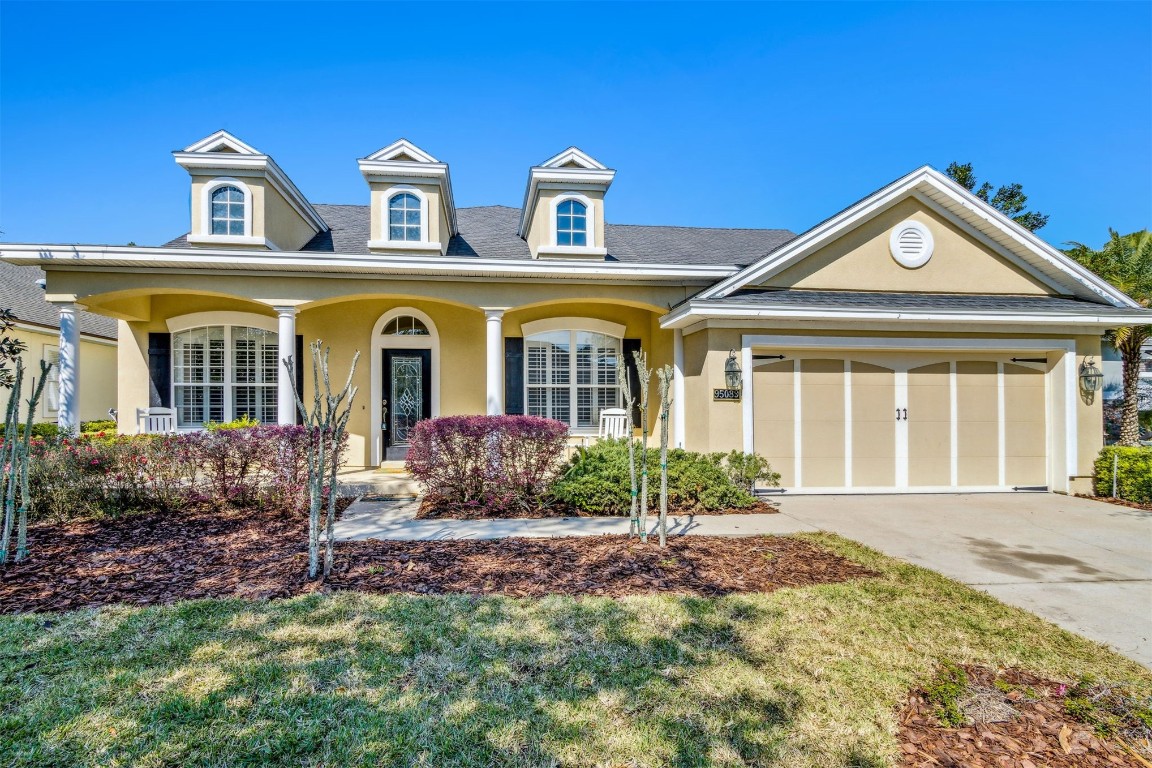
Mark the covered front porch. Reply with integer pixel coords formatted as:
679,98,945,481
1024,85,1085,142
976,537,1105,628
42,271,692,468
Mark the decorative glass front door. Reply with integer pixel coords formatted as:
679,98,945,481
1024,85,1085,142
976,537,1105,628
383,349,431,450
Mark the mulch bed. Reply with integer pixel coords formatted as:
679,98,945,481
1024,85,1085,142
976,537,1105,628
899,665,1148,767
415,498,780,519
1075,494,1152,512
0,507,873,613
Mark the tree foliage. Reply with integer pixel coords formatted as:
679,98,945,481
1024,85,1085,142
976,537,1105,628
0,309,28,390
944,162,1050,232
1065,229,1152,447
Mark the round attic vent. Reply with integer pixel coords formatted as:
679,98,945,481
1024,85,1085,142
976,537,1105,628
889,220,934,268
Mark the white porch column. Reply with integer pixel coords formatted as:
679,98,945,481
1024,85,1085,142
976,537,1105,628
483,308,506,415
673,328,685,448
275,306,298,425
54,301,80,433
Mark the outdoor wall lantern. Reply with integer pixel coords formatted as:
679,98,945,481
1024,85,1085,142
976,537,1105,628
725,349,743,390
1079,357,1104,396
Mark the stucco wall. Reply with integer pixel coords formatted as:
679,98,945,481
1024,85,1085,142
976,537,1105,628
764,198,1055,295
368,181,447,253
525,188,606,257
3,325,117,424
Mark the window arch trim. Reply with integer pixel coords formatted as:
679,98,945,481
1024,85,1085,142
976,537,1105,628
548,193,596,250
198,177,254,241
380,185,430,246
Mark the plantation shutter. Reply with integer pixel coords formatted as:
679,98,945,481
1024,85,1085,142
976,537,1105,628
504,337,524,415
623,338,642,427
147,332,172,408
294,334,304,425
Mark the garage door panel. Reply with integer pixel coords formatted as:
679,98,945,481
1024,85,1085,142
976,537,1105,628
956,361,1000,485
800,359,845,487
909,362,952,487
803,456,845,487
752,361,795,486
851,361,895,487
1003,363,1046,486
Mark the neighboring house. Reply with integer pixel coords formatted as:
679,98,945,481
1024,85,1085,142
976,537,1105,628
2,130,1149,493
0,261,118,424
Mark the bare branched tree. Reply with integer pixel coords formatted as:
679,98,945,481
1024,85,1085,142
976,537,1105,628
283,341,359,580
1,358,50,564
615,361,639,537
632,349,653,543
656,365,674,547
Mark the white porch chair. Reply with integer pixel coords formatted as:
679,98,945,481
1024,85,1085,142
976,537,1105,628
136,407,177,435
597,407,630,440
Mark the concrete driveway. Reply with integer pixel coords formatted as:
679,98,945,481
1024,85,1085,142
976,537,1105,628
773,493,1152,668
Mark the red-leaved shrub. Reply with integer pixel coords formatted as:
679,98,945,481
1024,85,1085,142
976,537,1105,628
405,415,568,514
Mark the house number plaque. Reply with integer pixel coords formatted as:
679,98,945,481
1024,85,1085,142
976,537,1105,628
713,388,741,401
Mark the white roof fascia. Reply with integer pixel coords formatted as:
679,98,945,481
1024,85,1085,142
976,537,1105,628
699,166,1140,309
539,146,607,170
659,300,1152,330
173,152,328,235
0,244,736,283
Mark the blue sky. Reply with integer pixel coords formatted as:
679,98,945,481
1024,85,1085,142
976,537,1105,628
1,1,1149,250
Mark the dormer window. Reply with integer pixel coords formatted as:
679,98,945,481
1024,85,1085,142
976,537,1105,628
388,193,422,242
210,185,246,236
556,199,587,246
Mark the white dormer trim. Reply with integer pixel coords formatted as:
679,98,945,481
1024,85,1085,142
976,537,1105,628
535,192,607,259
174,131,327,237
518,146,615,240
697,165,1140,308
358,139,457,237
182,130,261,155
364,138,440,164
539,146,608,170
366,185,443,253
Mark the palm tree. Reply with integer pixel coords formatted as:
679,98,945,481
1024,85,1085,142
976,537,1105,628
1065,229,1152,446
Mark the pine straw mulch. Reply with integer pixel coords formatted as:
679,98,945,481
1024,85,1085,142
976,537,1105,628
899,665,1152,767
0,506,874,613
414,497,780,519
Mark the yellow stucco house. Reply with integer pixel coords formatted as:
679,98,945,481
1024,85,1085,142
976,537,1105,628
2,131,1148,493
0,261,117,424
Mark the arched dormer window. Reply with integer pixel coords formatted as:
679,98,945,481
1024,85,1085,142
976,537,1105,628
556,199,587,246
388,192,422,242
210,185,246,236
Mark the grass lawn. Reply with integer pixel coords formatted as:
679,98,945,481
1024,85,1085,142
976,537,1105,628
2,533,1148,768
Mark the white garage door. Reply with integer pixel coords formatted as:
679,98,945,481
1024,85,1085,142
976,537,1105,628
752,353,1048,493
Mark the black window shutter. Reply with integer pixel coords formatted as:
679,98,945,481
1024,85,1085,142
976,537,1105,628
294,334,304,425
623,338,643,427
147,332,172,408
504,337,524,415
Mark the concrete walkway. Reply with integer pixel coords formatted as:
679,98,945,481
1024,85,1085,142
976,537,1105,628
333,477,1152,667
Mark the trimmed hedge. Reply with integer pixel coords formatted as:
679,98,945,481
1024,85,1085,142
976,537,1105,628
405,415,569,514
1094,446,1152,505
550,438,778,514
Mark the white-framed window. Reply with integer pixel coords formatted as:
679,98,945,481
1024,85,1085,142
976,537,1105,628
556,198,587,247
172,325,278,427
388,192,422,242
210,185,246,236
41,344,60,419
526,330,621,429
382,315,430,336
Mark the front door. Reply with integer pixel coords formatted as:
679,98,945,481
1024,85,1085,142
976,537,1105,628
382,348,431,461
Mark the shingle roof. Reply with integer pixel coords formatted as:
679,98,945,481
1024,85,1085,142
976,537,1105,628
165,204,796,267
0,261,118,338
711,288,1152,316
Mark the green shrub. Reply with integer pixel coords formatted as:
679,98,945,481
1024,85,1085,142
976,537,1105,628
923,661,969,728
13,422,59,439
550,439,776,514
80,419,117,433
1094,446,1152,504
205,414,260,431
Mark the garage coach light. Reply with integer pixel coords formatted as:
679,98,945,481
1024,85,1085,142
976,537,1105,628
1079,358,1104,393
725,349,743,390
